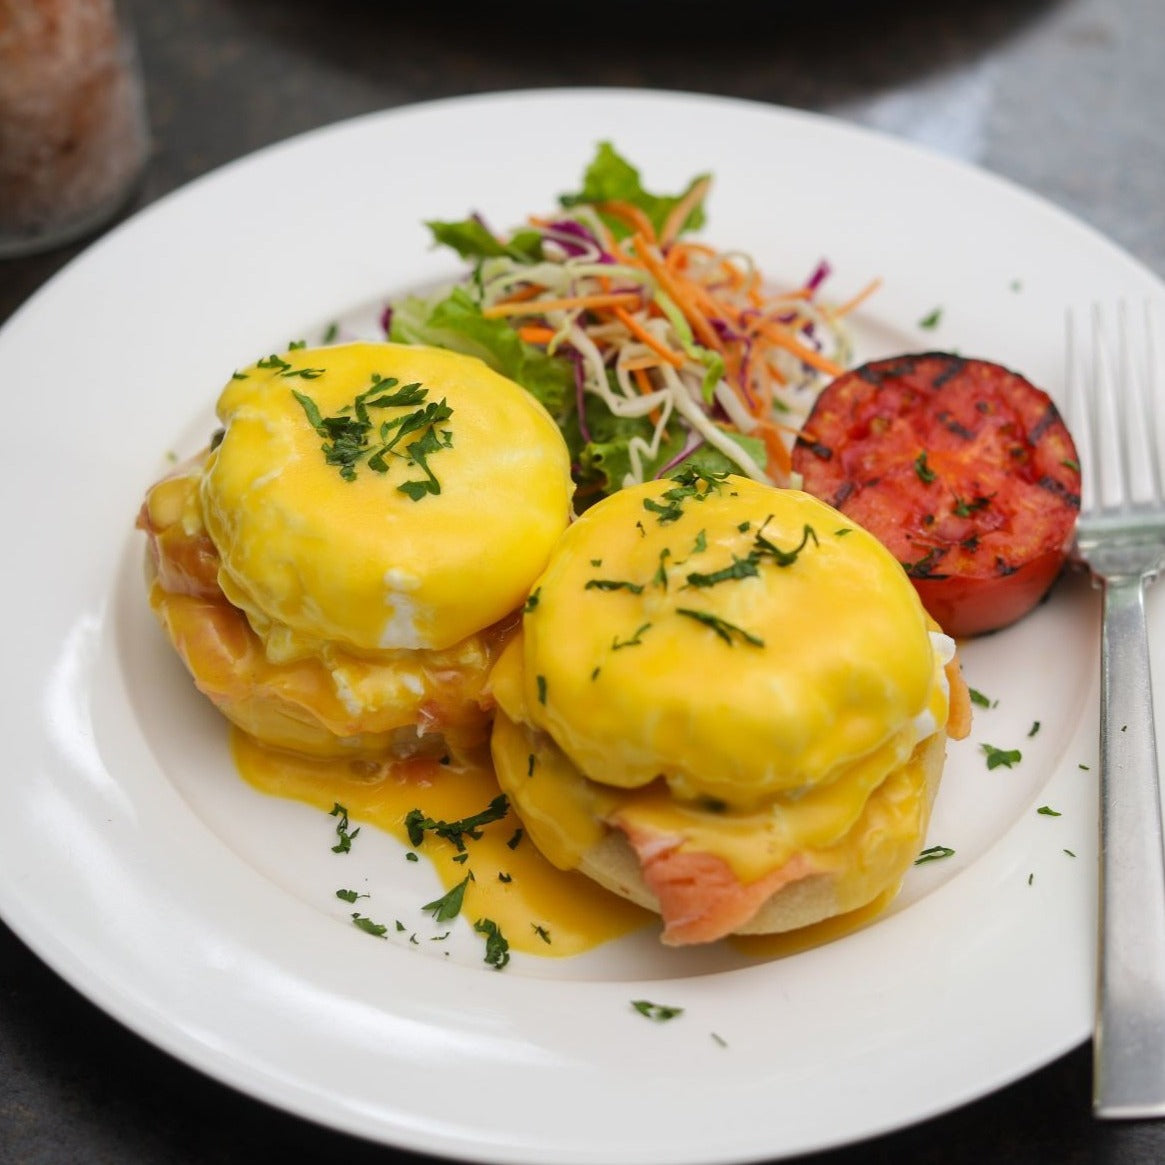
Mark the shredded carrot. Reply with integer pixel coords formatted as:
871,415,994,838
752,418,794,478
482,291,643,318
621,354,669,372
671,240,718,261
612,306,685,368
631,367,655,396
596,200,658,243
631,365,666,429
492,282,548,307
830,276,883,319
659,176,712,249
517,325,558,345
764,357,789,387
756,321,845,379
632,234,723,353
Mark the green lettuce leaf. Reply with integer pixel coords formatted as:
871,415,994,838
389,286,574,417
558,142,709,240
424,219,543,263
566,393,767,500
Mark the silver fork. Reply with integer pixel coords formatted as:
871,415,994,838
1067,302,1165,1118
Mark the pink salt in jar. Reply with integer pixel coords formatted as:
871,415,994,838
0,0,150,257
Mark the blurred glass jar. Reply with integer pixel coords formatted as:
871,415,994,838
0,0,149,258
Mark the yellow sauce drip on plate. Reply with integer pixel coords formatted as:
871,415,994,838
231,728,651,957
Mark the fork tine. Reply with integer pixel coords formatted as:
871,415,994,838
1066,310,1086,500
1110,304,1136,505
1136,301,1164,501
1072,302,1162,515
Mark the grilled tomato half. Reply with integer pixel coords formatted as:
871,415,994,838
791,353,1080,637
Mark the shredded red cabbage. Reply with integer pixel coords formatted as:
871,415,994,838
655,433,706,477
569,346,592,444
540,219,614,264
804,258,831,294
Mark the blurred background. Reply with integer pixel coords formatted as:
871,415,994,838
2,0,1164,1161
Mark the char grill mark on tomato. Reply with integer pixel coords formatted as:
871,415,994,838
792,353,1081,637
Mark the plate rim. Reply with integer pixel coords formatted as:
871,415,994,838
3,85,1160,1164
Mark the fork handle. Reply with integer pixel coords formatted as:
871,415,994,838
1095,572,1165,1117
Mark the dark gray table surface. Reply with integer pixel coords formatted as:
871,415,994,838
3,0,1165,1161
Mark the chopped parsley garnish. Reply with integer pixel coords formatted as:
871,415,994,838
914,844,956,865
753,520,819,567
1029,721,1041,737
292,373,453,498
498,872,512,883
685,555,759,589
335,888,367,903
256,351,325,378
632,1000,684,1022
677,607,764,648
653,548,672,590
681,519,823,587
612,623,652,650
532,924,551,944
474,918,510,969
643,466,729,524
422,875,471,922
322,321,339,343
953,494,991,518
904,547,945,578
982,743,1022,770
914,451,937,483
506,828,524,851
404,794,510,852
523,587,541,613
1037,805,1062,817
585,578,644,594
527,753,536,778
536,675,548,705
968,688,993,709
351,913,388,938
1062,458,1080,473
329,802,360,853
919,307,943,329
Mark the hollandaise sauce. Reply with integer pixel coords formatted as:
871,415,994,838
230,729,651,958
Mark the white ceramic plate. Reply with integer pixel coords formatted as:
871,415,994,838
3,89,1164,1164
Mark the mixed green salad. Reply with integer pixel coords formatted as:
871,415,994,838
388,144,868,505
